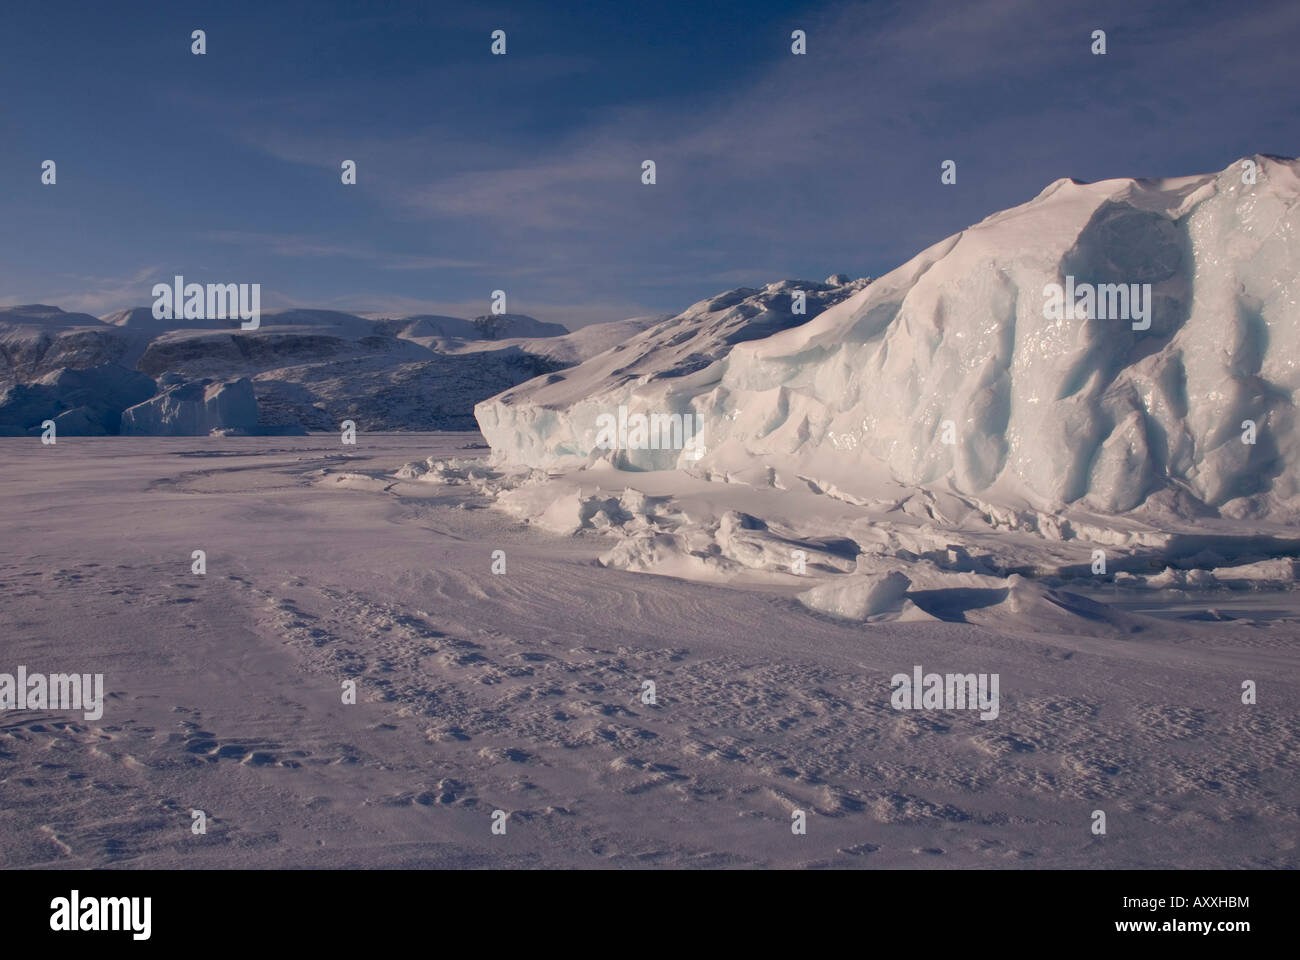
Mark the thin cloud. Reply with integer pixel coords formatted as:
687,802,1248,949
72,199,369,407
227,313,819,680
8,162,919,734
206,231,486,271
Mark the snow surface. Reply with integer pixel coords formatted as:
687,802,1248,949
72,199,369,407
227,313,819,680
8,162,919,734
3,433,1296,868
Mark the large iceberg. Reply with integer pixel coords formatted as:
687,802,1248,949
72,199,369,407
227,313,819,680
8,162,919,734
477,156,1300,524
120,376,260,436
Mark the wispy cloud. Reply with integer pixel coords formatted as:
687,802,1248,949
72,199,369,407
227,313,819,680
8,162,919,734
2,265,162,317
3,0,1296,323
240,0,1300,282
206,230,486,271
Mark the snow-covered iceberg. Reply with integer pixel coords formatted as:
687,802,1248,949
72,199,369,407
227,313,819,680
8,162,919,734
120,376,260,436
477,156,1300,523
448,157,1300,614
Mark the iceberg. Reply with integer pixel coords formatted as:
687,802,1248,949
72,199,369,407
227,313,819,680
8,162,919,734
477,157,1300,523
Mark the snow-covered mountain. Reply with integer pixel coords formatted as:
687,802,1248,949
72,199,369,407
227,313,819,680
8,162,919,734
0,304,593,435
376,312,569,344
478,156,1300,525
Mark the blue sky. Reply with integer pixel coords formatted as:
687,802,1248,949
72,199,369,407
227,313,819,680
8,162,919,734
2,0,1297,327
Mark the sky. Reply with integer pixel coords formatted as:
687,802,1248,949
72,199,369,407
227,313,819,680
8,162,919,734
2,0,1298,328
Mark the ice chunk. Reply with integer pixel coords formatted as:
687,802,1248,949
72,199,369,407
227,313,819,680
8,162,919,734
797,571,911,621
120,377,259,436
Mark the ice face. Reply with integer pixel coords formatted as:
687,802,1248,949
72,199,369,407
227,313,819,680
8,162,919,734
475,277,871,473
477,157,1300,520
